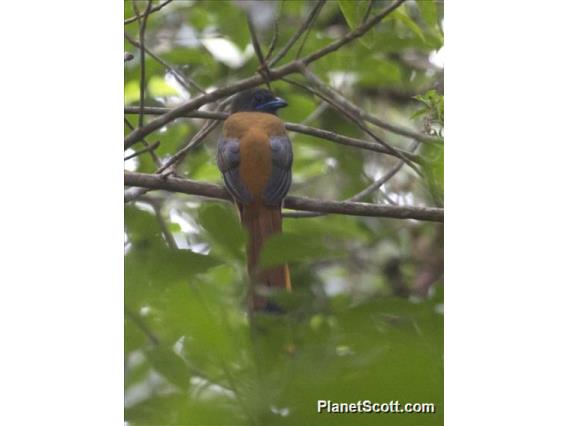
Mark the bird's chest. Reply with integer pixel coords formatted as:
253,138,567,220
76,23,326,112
238,131,272,197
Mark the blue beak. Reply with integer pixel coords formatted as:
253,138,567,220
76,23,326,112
259,97,288,111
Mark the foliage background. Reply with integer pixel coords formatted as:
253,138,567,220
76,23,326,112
124,0,444,424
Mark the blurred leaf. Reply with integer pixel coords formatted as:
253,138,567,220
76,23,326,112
146,345,191,390
279,93,317,123
126,394,191,426
148,75,178,97
421,143,444,205
338,0,373,48
417,0,439,28
198,203,245,260
259,232,343,269
390,8,425,42
125,314,148,353
124,80,140,105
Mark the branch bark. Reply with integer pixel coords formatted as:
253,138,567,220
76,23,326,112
124,171,443,223
124,106,423,164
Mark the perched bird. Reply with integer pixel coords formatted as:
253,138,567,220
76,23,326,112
217,88,293,312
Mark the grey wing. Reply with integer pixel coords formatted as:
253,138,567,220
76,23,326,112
217,137,253,204
263,135,293,206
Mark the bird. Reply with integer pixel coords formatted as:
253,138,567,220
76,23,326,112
217,88,293,312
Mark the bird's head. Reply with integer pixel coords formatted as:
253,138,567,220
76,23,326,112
230,88,288,115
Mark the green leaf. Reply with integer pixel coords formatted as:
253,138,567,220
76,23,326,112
145,345,191,390
125,247,221,288
410,106,429,120
125,394,191,425
390,8,426,42
124,80,140,105
259,233,342,269
338,0,373,48
421,143,444,205
198,203,246,260
148,75,179,97
417,0,439,28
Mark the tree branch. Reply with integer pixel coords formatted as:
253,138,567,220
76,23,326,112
124,106,423,164
124,171,443,222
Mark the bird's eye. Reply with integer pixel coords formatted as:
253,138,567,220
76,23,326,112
254,94,263,103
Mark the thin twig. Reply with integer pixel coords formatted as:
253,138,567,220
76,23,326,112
124,171,444,222
264,7,281,63
132,0,153,130
294,1,324,60
124,140,161,161
124,0,174,25
363,0,374,22
246,14,271,89
269,0,326,67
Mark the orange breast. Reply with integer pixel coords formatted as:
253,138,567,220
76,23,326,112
223,112,287,200
238,128,272,198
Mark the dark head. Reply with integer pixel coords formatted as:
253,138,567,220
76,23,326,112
230,88,288,115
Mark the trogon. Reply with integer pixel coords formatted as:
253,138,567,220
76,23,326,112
217,88,292,312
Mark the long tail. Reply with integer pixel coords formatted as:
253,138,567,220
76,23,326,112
240,202,291,312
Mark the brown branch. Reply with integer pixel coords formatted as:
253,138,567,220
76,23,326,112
124,0,174,25
124,171,443,222
124,0,405,149
124,106,423,164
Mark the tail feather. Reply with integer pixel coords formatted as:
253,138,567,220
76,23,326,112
241,202,291,311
